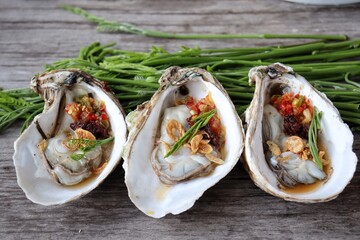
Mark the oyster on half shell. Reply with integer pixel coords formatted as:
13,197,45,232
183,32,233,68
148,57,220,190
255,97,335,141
123,67,244,218
13,70,127,205
244,63,358,202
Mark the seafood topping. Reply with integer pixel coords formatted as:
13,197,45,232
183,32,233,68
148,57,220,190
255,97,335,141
39,89,114,186
184,95,223,148
151,93,226,185
66,94,110,139
264,92,328,188
123,67,244,217
245,63,357,202
13,70,127,205
270,93,312,139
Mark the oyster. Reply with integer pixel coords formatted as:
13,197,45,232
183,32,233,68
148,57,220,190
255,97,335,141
13,69,127,205
123,67,244,218
244,63,358,202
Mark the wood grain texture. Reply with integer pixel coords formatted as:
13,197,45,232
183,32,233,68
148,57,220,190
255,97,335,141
0,0,359,239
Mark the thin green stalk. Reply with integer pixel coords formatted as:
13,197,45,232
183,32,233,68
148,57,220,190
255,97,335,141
312,81,358,90
235,105,250,114
99,76,159,88
110,85,157,94
342,116,360,125
115,94,154,100
70,137,114,161
294,61,360,67
212,75,245,85
0,103,13,112
61,5,347,41
199,46,273,54
208,59,271,71
321,91,360,96
325,95,360,102
164,110,216,158
322,39,360,49
308,108,323,169
0,103,44,132
1,40,360,133
299,66,360,76
227,92,256,99
345,72,360,87
307,75,346,82
141,42,328,66
339,110,360,118
333,102,359,110
274,49,360,63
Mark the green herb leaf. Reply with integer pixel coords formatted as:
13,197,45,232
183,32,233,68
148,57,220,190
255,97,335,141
164,110,216,158
308,108,323,169
70,151,86,161
69,136,114,161
61,5,347,41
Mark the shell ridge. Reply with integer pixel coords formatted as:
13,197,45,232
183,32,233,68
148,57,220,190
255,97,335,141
14,69,127,205
244,63,358,202
124,67,245,217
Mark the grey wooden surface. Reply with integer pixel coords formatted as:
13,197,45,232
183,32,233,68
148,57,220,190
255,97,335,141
1,0,359,239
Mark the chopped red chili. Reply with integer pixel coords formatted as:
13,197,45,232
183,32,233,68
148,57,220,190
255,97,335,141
270,92,313,138
183,94,224,150
101,113,108,120
65,95,110,139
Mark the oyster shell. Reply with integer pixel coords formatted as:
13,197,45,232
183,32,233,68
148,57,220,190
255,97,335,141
123,67,244,218
244,63,358,202
13,69,127,205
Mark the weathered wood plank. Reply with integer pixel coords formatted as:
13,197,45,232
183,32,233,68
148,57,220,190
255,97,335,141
0,0,359,239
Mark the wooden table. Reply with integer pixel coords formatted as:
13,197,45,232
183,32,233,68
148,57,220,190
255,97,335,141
1,0,359,239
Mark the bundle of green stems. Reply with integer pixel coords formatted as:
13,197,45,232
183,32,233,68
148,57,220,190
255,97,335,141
1,38,360,133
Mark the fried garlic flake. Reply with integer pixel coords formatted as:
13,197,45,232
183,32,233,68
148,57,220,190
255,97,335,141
190,134,202,154
166,119,185,142
190,131,213,154
301,147,311,160
319,151,330,166
198,143,213,154
284,136,305,154
205,153,225,165
266,140,281,156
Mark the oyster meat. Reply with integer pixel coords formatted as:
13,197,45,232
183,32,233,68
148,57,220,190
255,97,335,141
13,70,127,205
123,67,244,218
244,63,358,202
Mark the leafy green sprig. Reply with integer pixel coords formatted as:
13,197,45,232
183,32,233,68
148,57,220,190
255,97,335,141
164,110,216,158
61,5,347,41
69,136,114,161
0,88,43,132
308,108,323,169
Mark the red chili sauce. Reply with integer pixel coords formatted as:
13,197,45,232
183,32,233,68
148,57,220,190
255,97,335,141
65,94,110,139
270,93,313,139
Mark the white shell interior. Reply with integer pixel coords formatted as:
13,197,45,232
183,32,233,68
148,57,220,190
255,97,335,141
124,76,244,218
245,69,358,201
13,75,127,205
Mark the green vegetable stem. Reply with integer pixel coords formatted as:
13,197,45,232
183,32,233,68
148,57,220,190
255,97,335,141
1,40,360,133
164,110,216,158
69,137,114,161
308,108,323,169
61,5,348,41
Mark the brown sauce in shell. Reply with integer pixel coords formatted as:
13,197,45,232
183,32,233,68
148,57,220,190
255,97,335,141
281,142,332,194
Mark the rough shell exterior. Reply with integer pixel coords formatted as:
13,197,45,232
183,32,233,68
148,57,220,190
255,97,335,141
123,67,245,218
244,63,358,202
13,69,127,205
